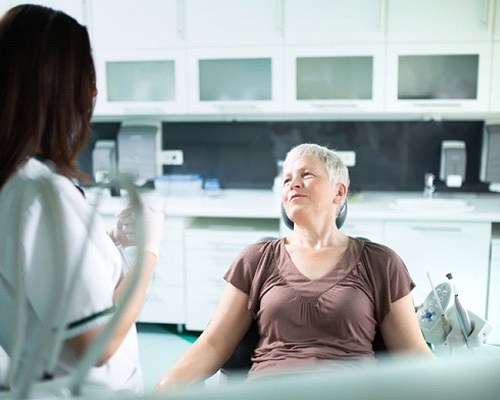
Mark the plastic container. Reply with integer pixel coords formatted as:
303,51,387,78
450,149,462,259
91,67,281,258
154,174,203,196
204,178,222,197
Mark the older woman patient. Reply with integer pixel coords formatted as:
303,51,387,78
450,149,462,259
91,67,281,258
155,143,432,391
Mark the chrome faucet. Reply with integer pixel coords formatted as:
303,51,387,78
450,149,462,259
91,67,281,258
423,173,435,199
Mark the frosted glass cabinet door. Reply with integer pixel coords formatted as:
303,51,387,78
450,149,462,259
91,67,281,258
188,48,284,114
490,43,500,113
93,50,187,115
199,59,272,102
284,45,385,113
386,44,492,114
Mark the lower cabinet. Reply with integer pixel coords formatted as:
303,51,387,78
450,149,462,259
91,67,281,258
383,221,492,318
184,218,279,331
137,217,190,324
487,227,500,344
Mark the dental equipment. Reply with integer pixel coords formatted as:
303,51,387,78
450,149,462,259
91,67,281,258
446,272,473,346
426,272,451,337
417,272,492,353
2,173,147,399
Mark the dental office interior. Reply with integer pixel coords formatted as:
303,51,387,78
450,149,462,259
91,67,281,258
2,0,500,398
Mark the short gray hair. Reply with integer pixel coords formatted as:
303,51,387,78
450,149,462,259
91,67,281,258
284,143,350,189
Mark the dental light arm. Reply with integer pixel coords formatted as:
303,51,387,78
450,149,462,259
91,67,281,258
43,186,108,381
13,172,71,400
68,175,147,396
6,172,152,399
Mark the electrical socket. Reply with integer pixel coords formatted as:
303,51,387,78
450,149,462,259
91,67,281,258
159,150,184,165
335,151,356,167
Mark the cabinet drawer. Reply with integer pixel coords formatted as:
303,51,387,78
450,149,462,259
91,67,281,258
487,238,500,344
384,221,491,317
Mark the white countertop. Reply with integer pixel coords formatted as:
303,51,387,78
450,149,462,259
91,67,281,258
87,188,500,223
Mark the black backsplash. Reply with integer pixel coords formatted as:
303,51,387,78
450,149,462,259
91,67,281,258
80,120,488,193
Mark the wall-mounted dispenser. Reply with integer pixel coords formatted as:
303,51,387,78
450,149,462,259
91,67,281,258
92,140,120,196
117,120,162,185
480,124,500,192
439,140,466,188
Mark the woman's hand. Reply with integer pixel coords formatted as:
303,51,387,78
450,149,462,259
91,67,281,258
108,202,164,258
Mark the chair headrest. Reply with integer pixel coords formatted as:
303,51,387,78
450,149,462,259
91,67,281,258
281,201,348,230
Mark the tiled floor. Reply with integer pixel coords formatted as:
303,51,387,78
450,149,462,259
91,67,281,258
136,323,193,392
137,323,221,393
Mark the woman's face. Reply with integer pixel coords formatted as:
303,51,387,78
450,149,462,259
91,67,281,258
281,155,339,223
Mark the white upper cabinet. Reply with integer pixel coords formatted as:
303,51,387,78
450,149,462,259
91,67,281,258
184,0,283,47
187,47,284,114
386,43,492,113
0,0,85,24
495,0,500,41
89,0,187,115
19,0,497,118
490,43,500,112
283,0,385,45
387,0,495,43
284,44,385,113
93,49,187,116
89,0,185,50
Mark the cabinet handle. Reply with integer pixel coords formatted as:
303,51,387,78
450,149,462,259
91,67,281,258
377,0,387,32
412,102,462,108
410,226,462,233
275,0,283,37
176,0,186,38
482,0,493,31
121,107,166,114
310,103,358,109
214,104,259,112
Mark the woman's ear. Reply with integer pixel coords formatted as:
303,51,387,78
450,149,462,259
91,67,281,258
333,182,347,204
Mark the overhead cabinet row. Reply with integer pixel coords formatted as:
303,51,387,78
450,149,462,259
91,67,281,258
3,0,500,117
91,44,495,116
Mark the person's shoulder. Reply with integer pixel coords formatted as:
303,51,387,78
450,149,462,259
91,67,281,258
240,237,282,259
353,237,402,262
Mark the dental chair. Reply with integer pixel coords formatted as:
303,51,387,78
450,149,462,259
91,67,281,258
220,201,388,381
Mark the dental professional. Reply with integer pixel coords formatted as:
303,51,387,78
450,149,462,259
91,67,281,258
0,4,164,394
155,143,432,391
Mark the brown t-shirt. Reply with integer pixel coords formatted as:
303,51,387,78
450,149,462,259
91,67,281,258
223,237,415,378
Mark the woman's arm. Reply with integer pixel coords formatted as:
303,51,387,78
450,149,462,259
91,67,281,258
154,282,254,392
66,251,157,366
67,202,164,366
380,293,434,355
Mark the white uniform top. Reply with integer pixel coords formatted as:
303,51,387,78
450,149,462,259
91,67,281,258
0,158,143,393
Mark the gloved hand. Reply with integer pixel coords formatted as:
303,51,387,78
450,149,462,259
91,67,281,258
108,201,165,259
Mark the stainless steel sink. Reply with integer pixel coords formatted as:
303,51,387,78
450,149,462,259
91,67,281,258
389,198,475,213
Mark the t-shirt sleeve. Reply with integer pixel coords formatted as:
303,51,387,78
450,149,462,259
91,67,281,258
361,242,415,325
223,241,275,316
223,242,266,294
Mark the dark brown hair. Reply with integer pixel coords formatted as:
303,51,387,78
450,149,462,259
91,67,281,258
0,4,96,187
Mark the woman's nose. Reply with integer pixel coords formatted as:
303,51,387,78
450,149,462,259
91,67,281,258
290,176,302,188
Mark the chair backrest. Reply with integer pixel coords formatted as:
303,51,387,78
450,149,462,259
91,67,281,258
220,201,387,380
